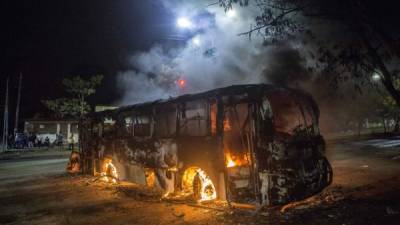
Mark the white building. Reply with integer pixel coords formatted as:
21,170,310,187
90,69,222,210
24,118,78,145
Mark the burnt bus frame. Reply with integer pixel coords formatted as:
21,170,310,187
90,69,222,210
79,84,332,206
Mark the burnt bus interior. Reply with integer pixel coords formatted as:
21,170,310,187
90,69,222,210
80,84,332,206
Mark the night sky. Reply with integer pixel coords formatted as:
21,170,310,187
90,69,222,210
1,0,400,130
0,0,175,122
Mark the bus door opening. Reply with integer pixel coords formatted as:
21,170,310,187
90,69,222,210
223,103,258,203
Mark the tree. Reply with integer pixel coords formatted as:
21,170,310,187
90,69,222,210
219,0,400,107
376,78,400,132
43,75,103,118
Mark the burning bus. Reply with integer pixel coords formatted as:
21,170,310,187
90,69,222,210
79,84,332,206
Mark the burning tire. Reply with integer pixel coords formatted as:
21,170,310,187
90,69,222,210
182,167,217,202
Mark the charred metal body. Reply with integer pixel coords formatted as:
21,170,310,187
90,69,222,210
80,84,332,205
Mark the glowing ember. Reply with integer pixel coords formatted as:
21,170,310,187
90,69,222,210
101,158,118,184
223,118,231,131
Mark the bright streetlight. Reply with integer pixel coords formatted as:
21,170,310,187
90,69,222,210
372,72,381,81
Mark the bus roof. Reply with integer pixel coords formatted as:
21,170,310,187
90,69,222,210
90,84,318,118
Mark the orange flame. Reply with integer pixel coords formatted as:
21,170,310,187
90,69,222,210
226,155,236,168
101,158,118,183
182,167,217,202
225,152,237,168
197,169,217,201
225,152,250,168
223,118,231,131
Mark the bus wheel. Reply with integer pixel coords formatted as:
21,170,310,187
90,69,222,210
182,167,217,202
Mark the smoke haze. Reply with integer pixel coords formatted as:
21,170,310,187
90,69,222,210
116,0,310,105
114,0,393,136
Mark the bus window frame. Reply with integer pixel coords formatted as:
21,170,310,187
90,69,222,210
133,113,153,138
102,116,116,137
178,99,210,137
267,93,316,136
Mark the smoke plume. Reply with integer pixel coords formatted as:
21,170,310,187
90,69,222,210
117,0,310,105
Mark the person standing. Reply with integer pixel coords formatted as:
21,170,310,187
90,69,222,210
8,134,14,149
68,134,75,150
57,132,64,146
44,136,50,148
28,133,34,148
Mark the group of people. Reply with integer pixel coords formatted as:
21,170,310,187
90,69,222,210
6,132,76,149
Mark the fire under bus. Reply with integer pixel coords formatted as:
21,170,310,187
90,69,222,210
79,84,332,206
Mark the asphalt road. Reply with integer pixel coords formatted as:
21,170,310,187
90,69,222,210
0,150,69,184
0,138,399,225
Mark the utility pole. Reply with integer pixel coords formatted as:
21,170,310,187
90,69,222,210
2,77,9,152
14,73,22,134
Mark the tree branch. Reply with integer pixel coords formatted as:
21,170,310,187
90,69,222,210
238,4,307,36
361,32,400,107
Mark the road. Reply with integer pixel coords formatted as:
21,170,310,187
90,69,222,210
0,138,399,225
0,150,69,184
0,158,67,183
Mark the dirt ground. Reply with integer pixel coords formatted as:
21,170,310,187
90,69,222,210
0,139,400,225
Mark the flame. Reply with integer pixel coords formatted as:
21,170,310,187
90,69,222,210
227,158,236,168
101,158,118,184
196,168,217,201
225,152,237,168
223,118,231,131
182,167,217,202
144,168,155,188
225,152,250,168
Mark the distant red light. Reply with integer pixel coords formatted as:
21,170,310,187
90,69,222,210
178,79,186,88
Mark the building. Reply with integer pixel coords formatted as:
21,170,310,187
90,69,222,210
23,106,116,145
24,118,78,144
95,105,118,112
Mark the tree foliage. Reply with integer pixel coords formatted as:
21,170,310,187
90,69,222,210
220,0,400,106
377,78,400,131
43,75,103,118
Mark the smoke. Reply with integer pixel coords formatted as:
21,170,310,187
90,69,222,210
114,1,393,136
262,43,311,87
117,0,310,105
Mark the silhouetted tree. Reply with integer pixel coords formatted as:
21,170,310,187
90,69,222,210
220,0,400,106
43,75,103,118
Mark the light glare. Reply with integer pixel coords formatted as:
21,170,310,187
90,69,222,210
192,37,201,46
177,17,193,29
226,9,236,18
372,72,381,81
